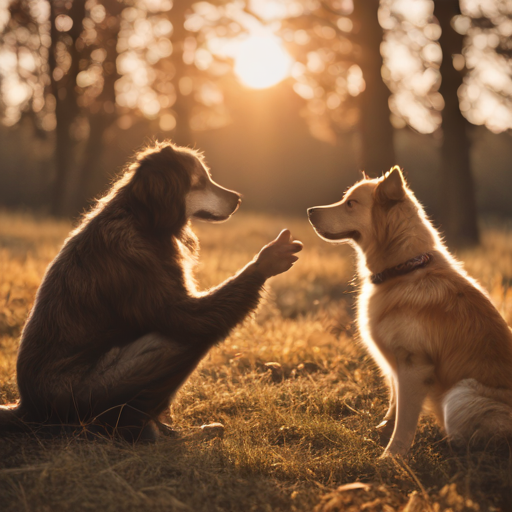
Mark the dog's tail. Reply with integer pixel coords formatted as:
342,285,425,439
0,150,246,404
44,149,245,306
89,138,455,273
443,379,512,447
0,403,29,434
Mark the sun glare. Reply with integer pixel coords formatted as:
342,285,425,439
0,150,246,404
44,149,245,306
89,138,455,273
234,34,292,89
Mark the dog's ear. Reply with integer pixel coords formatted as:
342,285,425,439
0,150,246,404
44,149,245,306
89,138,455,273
130,145,189,231
376,166,406,203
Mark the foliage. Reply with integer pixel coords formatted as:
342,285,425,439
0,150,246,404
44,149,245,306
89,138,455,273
457,0,512,132
1,211,512,510
3,1,510,139
379,0,512,135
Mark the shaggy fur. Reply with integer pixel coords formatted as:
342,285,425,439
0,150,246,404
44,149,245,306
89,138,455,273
3,141,302,442
308,167,512,456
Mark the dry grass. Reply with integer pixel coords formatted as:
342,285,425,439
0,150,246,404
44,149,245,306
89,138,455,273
1,210,512,511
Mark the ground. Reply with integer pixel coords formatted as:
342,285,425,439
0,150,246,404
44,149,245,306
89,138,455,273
1,210,512,511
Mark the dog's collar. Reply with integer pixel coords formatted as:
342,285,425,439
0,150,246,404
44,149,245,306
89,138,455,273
370,252,434,285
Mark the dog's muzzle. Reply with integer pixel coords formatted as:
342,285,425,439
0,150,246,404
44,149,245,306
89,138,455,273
307,207,318,221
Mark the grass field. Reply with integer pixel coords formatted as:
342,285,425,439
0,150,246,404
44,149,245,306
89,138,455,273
1,210,512,511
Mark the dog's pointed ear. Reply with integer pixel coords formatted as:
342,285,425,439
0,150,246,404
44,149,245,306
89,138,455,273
376,166,406,203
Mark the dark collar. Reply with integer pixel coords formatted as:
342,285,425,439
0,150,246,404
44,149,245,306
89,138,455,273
370,252,434,285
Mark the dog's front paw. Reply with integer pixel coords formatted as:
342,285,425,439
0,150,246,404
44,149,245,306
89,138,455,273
380,440,409,458
253,229,303,278
380,448,404,459
376,419,395,446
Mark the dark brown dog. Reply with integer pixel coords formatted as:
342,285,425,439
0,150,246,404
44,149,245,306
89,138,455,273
1,141,302,441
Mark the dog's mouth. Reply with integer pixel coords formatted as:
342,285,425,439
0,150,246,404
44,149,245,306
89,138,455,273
318,230,360,241
193,200,240,223
193,210,231,222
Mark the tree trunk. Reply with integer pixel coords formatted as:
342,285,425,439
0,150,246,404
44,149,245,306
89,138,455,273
74,0,123,213
352,0,396,177
49,0,85,216
74,114,109,212
435,1,479,247
168,2,194,147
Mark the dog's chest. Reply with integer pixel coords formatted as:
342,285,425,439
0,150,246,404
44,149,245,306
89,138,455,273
356,281,399,372
359,278,434,373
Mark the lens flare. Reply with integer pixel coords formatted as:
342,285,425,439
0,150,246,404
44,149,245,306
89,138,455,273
234,34,292,89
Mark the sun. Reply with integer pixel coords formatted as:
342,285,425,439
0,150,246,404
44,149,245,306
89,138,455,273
234,34,293,89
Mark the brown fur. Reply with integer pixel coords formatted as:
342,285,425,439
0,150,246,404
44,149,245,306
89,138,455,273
5,141,302,442
309,167,512,456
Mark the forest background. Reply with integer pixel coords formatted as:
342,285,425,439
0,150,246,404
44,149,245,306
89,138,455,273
0,0,511,249
2,2,512,510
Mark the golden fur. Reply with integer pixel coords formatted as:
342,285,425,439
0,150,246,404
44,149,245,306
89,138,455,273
308,167,512,456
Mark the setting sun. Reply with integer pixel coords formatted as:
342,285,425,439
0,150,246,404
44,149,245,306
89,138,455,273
234,34,293,89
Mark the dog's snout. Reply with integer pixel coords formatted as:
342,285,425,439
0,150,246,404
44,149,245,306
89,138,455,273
232,191,241,204
230,194,241,215
307,207,318,218
227,189,241,200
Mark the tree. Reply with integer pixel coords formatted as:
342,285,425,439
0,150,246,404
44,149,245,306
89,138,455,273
74,0,124,210
2,0,510,227
236,0,396,174
2,0,398,213
435,0,479,246
377,0,512,246
1,0,125,215
352,0,395,175
48,0,86,215
456,0,512,132
377,0,480,246
1,0,235,215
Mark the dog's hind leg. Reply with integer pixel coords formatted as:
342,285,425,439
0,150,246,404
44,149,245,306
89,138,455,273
68,333,211,441
443,379,512,448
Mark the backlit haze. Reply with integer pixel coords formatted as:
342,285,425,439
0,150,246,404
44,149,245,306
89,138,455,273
1,0,511,135
234,33,292,89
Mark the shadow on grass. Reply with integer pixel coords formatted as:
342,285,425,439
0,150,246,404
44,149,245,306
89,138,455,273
0,430,315,512
2,424,512,512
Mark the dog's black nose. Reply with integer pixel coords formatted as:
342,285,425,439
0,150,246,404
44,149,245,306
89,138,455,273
307,207,317,218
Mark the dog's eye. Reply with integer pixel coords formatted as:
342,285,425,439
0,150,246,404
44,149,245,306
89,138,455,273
347,200,354,208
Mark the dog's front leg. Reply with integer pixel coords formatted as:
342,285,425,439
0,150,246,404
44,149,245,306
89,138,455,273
377,375,396,444
160,230,302,342
381,352,434,457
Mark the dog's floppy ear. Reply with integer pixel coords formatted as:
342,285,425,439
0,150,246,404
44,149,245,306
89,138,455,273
376,166,406,203
130,145,189,231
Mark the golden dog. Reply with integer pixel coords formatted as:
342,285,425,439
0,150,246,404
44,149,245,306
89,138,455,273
308,167,512,456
